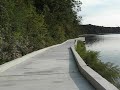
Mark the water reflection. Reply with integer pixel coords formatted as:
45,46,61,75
85,34,120,88
85,35,103,45
85,34,120,66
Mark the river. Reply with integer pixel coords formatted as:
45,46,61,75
85,34,120,67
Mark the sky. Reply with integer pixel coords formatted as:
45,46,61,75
78,0,120,27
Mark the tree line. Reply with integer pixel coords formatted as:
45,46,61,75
0,0,82,64
81,24,120,34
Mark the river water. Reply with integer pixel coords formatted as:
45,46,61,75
85,34,120,88
85,34,120,66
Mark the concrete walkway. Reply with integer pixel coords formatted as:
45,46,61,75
0,39,95,90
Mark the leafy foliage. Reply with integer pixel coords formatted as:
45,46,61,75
0,0,82,64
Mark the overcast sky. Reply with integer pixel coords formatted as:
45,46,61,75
79,0,120,27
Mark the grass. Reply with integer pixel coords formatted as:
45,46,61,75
76,40,120,89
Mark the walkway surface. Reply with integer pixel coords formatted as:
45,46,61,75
0,39,95,90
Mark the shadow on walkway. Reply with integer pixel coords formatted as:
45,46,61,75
68,48,95,90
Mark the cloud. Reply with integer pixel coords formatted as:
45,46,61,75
83,9,120,27
81,0,102,6
79,0,120,26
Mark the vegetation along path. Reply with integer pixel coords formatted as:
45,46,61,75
0,39,95,90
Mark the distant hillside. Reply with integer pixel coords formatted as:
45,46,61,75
81,24,120,34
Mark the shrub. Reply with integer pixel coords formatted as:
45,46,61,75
76,40,120,88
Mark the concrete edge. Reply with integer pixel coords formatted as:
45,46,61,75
0,39,72,73
70,39,119,90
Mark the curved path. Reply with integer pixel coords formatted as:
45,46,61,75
0,39,95,90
